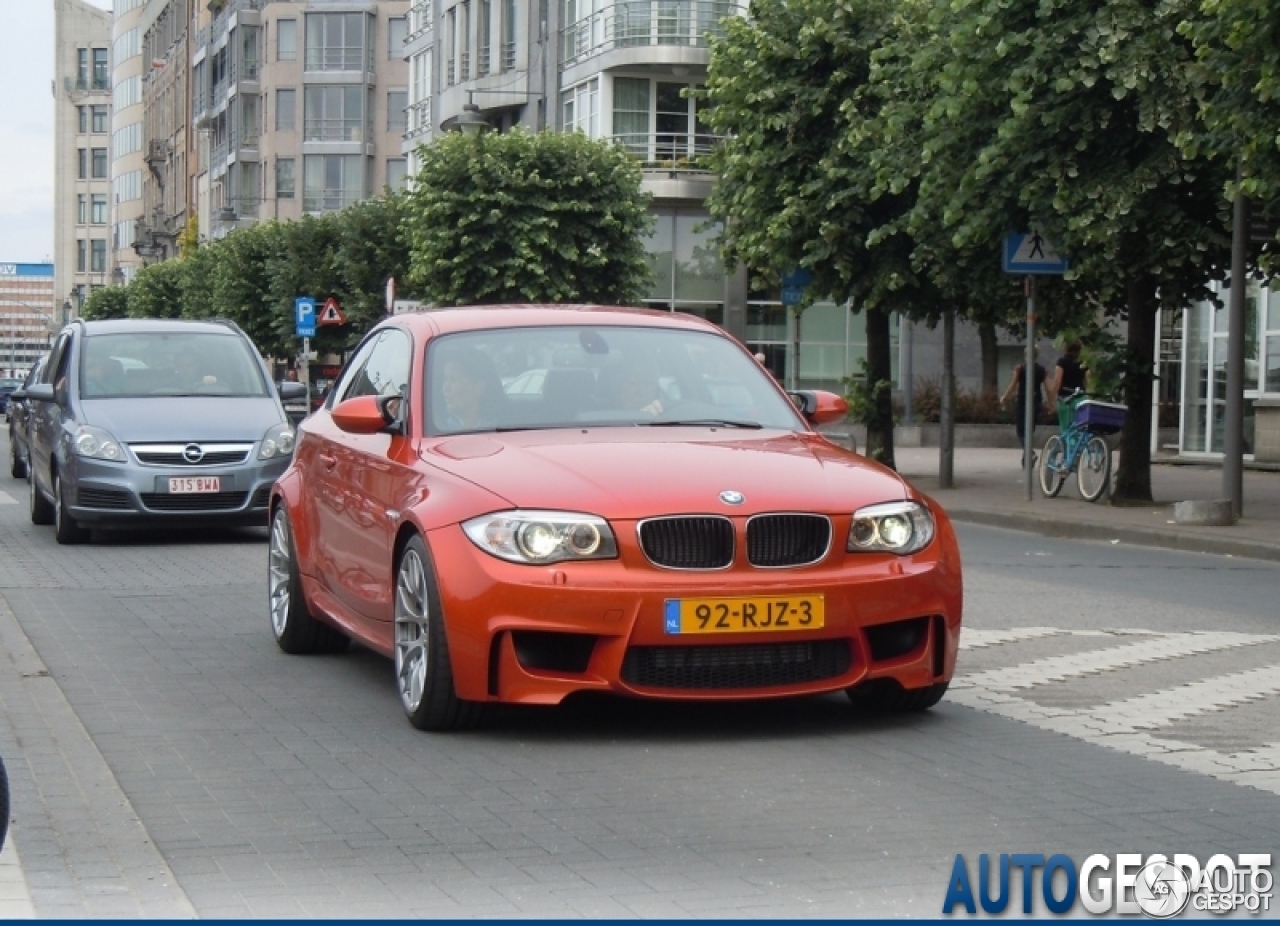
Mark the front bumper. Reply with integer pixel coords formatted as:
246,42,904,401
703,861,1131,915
423,514,963,705
63,453,291,526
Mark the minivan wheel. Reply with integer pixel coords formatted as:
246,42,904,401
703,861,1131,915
29,470,53,525
9,435,26,480
54,473,91,544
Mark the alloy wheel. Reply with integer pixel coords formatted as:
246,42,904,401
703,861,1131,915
268,510,292,638
394,548,430,714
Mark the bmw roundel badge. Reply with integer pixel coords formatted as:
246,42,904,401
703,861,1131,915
719,490,745,505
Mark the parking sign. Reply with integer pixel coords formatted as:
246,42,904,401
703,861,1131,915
295,296,316,337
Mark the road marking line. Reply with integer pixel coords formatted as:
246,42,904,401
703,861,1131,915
958,632,1280,692
0,836,35,917
951,629,1280,797
960,627,1072,649
0,491,16,506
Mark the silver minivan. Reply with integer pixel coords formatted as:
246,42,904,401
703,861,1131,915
22,318,308,544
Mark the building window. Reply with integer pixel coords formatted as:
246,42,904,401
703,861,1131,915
446,7,456,85
78,106,88,133
276,88,296,130
305,12,368,71
459,1,471,81
304,86,365,141
77,240,87,273
611,78,710,162
388,17,406,58
77,148,88,180
92,48,109,90
562,78,598,137
303,154,363,213
77,195,87,225
388,90,407,132
276,158,296,198
477,0,492,75
91,195,107,224
386,157,407,190
277,18,297,61
501,0,516,70
90,239,107,273
91,105,108,133
612,77,649,156
409,49,433,134
91,148,108,178
77,48,89,90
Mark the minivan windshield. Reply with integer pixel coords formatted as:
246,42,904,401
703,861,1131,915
80,332,269,399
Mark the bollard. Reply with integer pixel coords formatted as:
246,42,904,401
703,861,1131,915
1173,499,1235,526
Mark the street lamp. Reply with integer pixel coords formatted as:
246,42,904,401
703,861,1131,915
442,89,544,135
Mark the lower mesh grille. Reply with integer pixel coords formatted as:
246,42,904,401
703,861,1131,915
621,640,852,690
249,486,270,509
140,491,249,512
77,487,133,510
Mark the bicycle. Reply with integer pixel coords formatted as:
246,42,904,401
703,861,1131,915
1038,394,1126,502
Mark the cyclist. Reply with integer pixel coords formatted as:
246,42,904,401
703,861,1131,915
1048,338,1088,431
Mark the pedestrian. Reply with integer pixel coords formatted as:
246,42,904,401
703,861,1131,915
999,357,1048,466
1048,338,1088,431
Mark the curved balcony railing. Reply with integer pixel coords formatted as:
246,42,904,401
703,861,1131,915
561,0,745,66
609,131,723,170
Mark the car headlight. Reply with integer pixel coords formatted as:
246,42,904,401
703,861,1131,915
463,510,619,565
847,500,935,555
72,424,125,462
259,423,296,459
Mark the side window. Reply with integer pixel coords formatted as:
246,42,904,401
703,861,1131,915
328,332,382,407
345,329,412,401
45,334,73,393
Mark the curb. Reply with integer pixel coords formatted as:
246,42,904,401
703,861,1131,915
945,507,1280,564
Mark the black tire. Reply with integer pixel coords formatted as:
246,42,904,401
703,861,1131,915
9,433,26,480
1077,434,1112,502
29,469,53,525
1038,434,1066,498
847,679,949,713
54,472,91,544
394,535,484,732
268,506,349,655
0,755,8,853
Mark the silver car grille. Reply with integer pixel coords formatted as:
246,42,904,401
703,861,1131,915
129,442,255,467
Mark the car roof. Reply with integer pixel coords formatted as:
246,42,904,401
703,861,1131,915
79,318,242,337
381,304,724,338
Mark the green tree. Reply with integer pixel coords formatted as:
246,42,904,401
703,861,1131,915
403,129,652,306
81,285,129,321
126,260,187,319
879,0,1233,501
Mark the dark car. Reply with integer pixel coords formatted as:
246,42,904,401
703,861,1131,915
24,318,309,544
0,377,24,418
8,356,48,479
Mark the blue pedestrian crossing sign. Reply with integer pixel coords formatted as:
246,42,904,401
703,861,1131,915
295,296,316,337
1003,230,1069,275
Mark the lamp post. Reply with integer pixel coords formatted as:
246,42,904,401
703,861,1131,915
442,89,544,135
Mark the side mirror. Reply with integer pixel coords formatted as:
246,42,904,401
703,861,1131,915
789,389,849,426
278,381,308,402
9,389,25,402
331,394,405,435
25,383,55,404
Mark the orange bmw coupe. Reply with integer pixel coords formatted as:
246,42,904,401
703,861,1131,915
269,306,963,730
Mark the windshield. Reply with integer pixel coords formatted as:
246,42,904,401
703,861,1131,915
426,325,805,435
80,332,269,399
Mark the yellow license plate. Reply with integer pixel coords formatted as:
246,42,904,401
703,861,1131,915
663,595,825,634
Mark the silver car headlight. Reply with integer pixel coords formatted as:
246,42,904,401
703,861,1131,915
72,424,125,462
463,510,619,565
847,500,935,555
258,423,296,459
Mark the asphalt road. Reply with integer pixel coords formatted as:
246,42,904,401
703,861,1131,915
0,475,1277,918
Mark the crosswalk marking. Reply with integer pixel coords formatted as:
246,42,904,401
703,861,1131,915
0,491,16,506
953,628,1280,797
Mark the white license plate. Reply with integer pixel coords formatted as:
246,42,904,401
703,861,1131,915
168,476,221,494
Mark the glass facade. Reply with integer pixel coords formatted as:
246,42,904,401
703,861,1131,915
1182,283,1269,455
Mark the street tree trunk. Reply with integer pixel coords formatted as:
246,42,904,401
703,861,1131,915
1112,276,1157,504
978,321,999,395
864,307,896,470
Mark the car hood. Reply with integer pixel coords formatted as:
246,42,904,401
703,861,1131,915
422,428,913,518
82,397,285,442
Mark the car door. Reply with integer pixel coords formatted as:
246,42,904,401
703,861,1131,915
313,329,415,622
28,334,73,503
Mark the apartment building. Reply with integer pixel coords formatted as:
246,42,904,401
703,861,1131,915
138,0,193,262
111,0,149,281
188,0,409,241
53,0,114,318
0,264,57,379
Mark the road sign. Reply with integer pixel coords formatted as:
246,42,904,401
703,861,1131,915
393,300,424,314
1003,230,1069,274
318,297,347,326
781,268,813,307
294,296,316,338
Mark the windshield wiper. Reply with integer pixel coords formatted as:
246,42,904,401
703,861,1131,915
645,419,763,429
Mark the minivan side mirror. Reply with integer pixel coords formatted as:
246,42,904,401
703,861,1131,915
25,383,55,403
278,381,308,401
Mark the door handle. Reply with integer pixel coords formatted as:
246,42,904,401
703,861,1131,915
319,454,337,470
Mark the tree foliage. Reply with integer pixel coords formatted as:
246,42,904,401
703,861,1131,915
402,129,652,306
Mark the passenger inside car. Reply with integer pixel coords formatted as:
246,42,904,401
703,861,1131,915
437,347,505,431
82,355,127,398
598,356,666,416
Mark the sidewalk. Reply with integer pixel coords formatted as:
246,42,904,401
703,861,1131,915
892,446,1280,562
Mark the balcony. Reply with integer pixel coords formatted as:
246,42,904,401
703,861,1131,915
303,120,367,144
304,47,375,73
611,130,723,171
406,99,433,141
561,0,745,66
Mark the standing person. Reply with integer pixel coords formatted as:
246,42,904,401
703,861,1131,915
1000,357,1048,466
1048,338,1088,431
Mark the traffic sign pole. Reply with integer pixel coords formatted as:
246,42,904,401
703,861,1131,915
1025,276,1036,502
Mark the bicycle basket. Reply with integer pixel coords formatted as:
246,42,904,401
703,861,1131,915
1074,398,1126,434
